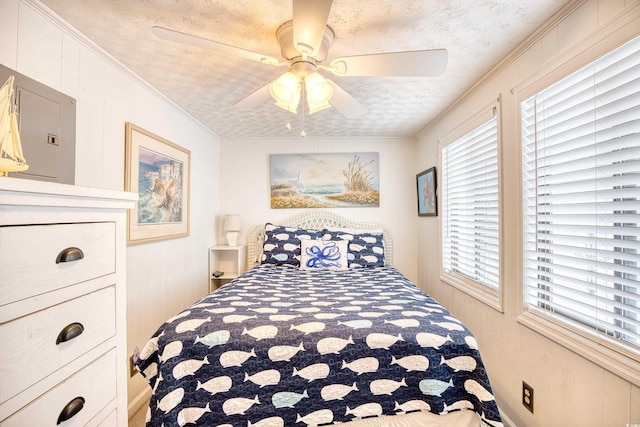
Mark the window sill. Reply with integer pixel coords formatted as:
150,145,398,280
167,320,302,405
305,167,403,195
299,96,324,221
440,271,503,313
518,310,640,387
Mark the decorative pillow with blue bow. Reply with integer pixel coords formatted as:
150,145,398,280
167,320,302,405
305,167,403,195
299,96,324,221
300,239,349,271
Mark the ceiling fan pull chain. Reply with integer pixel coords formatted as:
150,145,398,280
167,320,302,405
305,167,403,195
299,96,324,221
301,84,306,137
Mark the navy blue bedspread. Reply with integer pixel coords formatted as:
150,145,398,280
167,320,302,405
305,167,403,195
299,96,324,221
135,265,502,427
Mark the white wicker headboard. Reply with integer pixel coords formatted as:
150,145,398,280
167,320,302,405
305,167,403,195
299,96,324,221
246,210,393,268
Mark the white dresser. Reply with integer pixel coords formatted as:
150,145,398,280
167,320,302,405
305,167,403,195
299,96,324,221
0,178,137,426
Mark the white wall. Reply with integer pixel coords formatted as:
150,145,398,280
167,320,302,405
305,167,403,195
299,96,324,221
1,0,222,415
220,136,419,282
416,1,640,426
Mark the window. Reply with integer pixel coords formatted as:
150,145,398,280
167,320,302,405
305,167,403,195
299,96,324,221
521,36,640,368
441,106,501,309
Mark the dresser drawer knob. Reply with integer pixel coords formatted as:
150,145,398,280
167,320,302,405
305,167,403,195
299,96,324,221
56,247,84,264
56,322,85,345
57,396,85,424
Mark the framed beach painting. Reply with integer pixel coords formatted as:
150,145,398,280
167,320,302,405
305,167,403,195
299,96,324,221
417,167,437,216
125,122,190,244
270,153,379,209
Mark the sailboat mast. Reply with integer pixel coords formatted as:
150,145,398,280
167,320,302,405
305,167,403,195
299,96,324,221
0,75,29,175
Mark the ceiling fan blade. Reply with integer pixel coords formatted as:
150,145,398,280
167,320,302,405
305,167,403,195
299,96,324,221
328,49,448,77
233,81,274,110
152,26,281,66
327,80,367,119
292,0,333,56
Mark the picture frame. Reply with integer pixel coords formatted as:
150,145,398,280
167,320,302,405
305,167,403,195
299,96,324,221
417,167,437,216
270,153,380,209
125,122,190,244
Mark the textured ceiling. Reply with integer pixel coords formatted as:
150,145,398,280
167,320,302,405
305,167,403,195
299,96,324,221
39,0,568,139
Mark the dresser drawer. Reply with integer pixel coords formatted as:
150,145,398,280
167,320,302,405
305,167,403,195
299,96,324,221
0,222,115,305
1,349,117,427
94,409,118,427
0,286,115,404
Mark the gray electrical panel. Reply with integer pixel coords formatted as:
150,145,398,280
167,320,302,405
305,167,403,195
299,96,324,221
0,64,76,184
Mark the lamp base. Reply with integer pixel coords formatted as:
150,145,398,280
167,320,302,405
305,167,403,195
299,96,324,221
226,231,239,246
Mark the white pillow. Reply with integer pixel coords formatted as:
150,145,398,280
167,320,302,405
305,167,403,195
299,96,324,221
300,239,349,271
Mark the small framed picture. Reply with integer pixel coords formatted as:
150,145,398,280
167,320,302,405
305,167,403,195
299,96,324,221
417,167,437,216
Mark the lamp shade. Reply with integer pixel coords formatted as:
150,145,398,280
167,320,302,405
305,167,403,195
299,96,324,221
307,97,332,114
270,71,300,113
224,214,241,232
305,72,332,103
274,87,301,114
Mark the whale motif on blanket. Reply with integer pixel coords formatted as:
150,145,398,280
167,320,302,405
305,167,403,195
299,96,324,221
135,264,503,427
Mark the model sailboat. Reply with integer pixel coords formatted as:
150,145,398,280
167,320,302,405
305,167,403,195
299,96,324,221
0,75,28,176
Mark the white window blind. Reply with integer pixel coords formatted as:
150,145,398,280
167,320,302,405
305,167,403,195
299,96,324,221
522,36,640,352
442,114,500,291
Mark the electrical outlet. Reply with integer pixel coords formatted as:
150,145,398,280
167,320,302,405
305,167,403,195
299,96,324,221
129,355,137,377
522,381,534,413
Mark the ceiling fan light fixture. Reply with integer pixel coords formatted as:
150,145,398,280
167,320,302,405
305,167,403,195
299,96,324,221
274,87,301,114
305,71,333,106
307,98,332,114
269,71,300,107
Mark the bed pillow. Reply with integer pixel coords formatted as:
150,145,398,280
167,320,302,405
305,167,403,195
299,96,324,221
261,223,322,268
321,228,384,241
300,239,349,271
321,228,385,268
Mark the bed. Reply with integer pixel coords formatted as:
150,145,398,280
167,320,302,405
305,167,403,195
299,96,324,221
134,211,503,427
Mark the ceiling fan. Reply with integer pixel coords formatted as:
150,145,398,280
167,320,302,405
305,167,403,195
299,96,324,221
152,0,447,119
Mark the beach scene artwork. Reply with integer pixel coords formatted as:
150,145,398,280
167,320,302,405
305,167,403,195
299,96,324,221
270,153,380,208
137,147,184,224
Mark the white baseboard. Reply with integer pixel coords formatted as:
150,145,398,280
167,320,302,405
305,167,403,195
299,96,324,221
499,409,517,427
128,388,152,420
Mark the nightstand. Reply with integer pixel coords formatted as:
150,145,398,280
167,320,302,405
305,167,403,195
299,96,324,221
208,245,246,292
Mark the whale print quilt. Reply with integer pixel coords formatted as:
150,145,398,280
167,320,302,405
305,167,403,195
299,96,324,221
135,264,502,427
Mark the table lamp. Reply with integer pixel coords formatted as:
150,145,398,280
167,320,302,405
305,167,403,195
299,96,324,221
224,214,241,246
